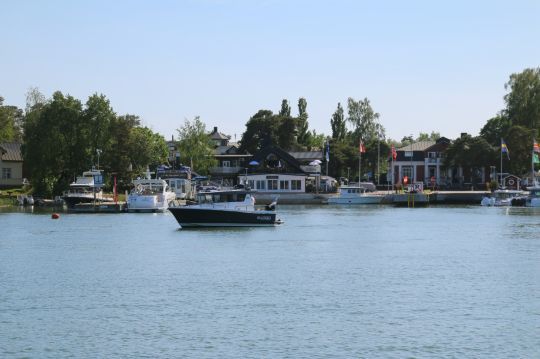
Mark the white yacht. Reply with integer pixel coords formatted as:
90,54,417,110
480,189,524,207
525,186,540,207
63,168,109,208
127,170,176,212
327,186,383,204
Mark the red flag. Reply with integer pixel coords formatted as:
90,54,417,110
534,139,540,153
359,141,366,153
391,144,397,160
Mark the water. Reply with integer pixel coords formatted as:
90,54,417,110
1,205,539,358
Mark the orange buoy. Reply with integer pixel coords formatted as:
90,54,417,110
51,213,60,219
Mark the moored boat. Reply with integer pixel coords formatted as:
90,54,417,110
62,167,111,208
481,189,524,207
327,185,383,204
168,190,282,228
127,170,176,212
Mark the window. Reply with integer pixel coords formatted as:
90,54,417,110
248,180,255,189
256,180,266,190
428,152,437,159
2,168,11,179
222,160,231,167
404,151,413,157
291,180,302,190
280,180,289,190
267,179,278,190
402,166,413,180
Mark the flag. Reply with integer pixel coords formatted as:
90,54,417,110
325,142,330,162
391,144,397,160
534,139,540,153
359,141,366,153
534,153,540,164
501,138,510,160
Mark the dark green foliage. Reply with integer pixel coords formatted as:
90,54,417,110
296,98,309,146
330,103,346,141
0,96,24,142
22,91,167,196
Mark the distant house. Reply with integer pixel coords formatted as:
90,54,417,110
389,138,450,187
208,127,251,183
0,142,24,188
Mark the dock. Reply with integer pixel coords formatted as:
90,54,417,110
70,202,126,213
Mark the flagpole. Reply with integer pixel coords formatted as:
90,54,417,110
500,138,503,187
359,146,362,184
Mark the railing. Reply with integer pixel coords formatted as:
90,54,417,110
210,166,243,174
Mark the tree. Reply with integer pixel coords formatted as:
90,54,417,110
83,93,116,164
296,98,310,146
504,125,537,175
480,115,511,146
303,130,325,150
279,99,291,117
176,117,216,175
330,102,346,141
0,97,24,142
239,110,278,153
417,131,441,141
347,97,380,143
129,126,168,175
504,67,540,132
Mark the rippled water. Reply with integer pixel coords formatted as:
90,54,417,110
1,205,539,358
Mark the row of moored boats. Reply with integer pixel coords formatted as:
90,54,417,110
480,187,540,207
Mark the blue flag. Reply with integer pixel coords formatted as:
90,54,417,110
325,142,330,162
501,138,510,160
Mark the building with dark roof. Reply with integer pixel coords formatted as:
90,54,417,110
0,142,24,187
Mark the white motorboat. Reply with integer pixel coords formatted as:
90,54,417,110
63,168,110,208
127,170,176,212
327,186,383,204
169,190,282,228
480,189,524,207
525,186,540,207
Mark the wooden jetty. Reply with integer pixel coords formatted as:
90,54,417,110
71,202,126,213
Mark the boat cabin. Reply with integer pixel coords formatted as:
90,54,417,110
196,190,251,204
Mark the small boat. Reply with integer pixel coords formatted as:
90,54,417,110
525,186,540,207
480,189,524,207
63,167,110,208
168,190,283,228
127,170,176,213
327,186,383,204
16,194,34,206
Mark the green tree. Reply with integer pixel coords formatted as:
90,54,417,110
0,97,24,142
330,102,346,141
129,126,168,175
347,97,380,143
23,91,86,196
504,67,540,131
176,117,216,175
417,131,441,141
504,125,537,175
239,110,278,153
296,98,309,146
480,115,511,146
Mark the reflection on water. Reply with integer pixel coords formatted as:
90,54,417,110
1,205,539,357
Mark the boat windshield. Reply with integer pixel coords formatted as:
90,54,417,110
133,184,164,194
197,192,246,203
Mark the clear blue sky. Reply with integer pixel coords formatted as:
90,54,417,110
2,0,539,142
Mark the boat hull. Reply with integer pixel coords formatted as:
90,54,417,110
327,196,382,204
169,207,279,228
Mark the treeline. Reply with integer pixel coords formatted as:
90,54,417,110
444,67,540,178
1,89,168,196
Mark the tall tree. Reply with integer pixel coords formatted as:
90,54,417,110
176,117,216,175
504,67,540,132
296,97,309,146
330,102,346,141
279,99,291,117
346,97,380,143
129,126,168,175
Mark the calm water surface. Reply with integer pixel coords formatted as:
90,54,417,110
1,205,539,358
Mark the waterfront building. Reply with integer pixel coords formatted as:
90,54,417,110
208,127,251,185
0,142,24,188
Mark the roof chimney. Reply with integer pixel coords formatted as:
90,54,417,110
213,126,218,133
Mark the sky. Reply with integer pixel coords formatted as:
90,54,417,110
2,0,539,142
